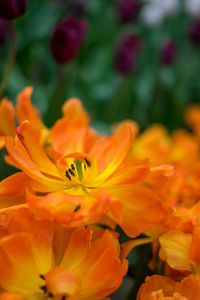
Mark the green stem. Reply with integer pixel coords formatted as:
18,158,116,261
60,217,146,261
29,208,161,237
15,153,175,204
45,65,65,127
0,21,17,98
126,243,152,300
105,77,130,123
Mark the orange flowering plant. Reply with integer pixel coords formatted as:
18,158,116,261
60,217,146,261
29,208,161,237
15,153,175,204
2,88,200,299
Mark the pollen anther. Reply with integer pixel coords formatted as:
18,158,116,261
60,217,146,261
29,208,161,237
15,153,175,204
65,171,71,181
68,168,75,176
40,285,47,293
84,158,91,167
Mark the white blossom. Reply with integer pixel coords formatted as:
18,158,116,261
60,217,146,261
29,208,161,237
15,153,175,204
140,3,165,27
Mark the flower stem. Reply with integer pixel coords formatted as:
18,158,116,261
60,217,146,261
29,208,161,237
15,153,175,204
0,21,17,98
45,65,65,127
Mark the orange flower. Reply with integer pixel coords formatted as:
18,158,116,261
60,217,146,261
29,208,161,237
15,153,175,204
0,207,127,300
137,274,200,300
5,118,169,237
159,224,200,273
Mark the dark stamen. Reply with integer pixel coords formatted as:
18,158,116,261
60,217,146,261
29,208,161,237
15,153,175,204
68,168,75,176
40,274,45,280
84,158,91,167
65,171,71,181
48,292,54,298
71,164,75,171
74,204,81,212
40,285,47,293
61,296,66,300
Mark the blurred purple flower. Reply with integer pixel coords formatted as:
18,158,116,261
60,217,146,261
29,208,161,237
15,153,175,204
51,16,87,64
117,0,140,23
189,20,200,45
0,19,7,46
0,0,27,20
161,41,177,65
115,34,142,75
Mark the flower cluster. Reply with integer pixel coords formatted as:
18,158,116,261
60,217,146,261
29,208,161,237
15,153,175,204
1,88,200,299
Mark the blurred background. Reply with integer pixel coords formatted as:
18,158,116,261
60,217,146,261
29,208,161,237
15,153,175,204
1,0,200,298
1,0,200,132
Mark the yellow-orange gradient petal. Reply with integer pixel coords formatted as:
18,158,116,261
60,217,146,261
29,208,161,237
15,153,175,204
159,231,193,271
61,227,91,270
75,230,127,300
16,121,61,178
6,136,65,192
0,233,42,297
94,123,134,184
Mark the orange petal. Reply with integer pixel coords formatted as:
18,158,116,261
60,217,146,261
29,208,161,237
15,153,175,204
0,136,5,151
0,293,27,300
2,207,54,275
136,275,176,300
159,231,193,271
45,267,81,297
75,230,126,299
0,233,41,296
62,98,90,125
0,173,28,209
189,224,200,265
27,190,81,222
16,121,61,178
102,161,149,188
6,136,65,192
16,87,43,131
0,99,16,136
61,227,91,269
109,186,168,238
94,123,134,184
176,274,200,300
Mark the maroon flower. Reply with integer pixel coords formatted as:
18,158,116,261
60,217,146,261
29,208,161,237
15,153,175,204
115,34,141,75
0,19,7,46
161,41,177,65
189,20,200,45
51,16,87,64
117,0,140,23
0,0,27,20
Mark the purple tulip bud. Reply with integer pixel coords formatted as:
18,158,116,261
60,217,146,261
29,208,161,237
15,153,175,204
0,19,7,46
51,16,87,64
117,0,140,23
161,41,177,65
115,34,141,75
0,0,27,20
189,20,200,45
